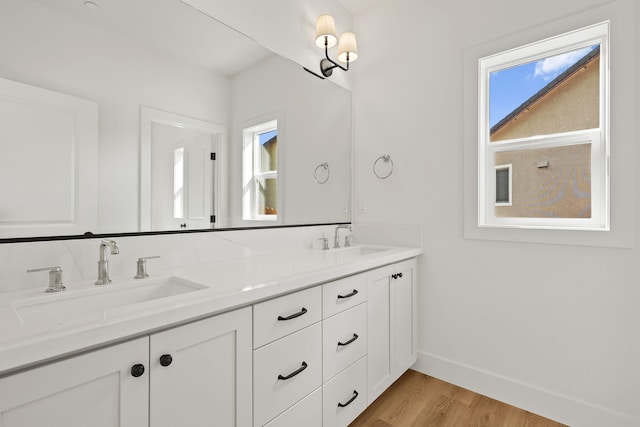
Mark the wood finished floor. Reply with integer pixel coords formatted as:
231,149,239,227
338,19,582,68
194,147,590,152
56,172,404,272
350,370,567,427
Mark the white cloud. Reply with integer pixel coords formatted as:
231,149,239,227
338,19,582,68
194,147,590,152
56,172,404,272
533,47,593,81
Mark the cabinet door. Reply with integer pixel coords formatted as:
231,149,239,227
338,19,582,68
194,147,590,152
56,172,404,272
0,337,149,427
366,264,393,404
366,258,418,404
149,307,252,427
390,258,417,378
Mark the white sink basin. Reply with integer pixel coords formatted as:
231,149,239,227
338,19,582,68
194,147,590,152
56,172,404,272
289,245,393,273
331,245,392,262
13,277,207,326
340,246,390,256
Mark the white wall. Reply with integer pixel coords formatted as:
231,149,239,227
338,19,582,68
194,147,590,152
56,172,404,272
352,0,640,425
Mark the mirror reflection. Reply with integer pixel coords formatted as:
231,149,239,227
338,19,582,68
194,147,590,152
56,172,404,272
0,0,351,240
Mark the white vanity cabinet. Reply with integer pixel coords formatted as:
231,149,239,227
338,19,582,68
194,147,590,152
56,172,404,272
366,258,417,404
0,337,149,427
0,306,252,427
0,250,420,427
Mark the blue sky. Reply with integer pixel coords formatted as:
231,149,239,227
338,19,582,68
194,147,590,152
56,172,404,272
259,129,277,145
489,45,598,128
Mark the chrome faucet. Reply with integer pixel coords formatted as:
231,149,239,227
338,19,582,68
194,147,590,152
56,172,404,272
334,224,352,248
96,239,119,285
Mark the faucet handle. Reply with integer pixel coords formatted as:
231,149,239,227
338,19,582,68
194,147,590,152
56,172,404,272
134,256,161,279
27,266,66,293
344,235,353,247
318,237,329,250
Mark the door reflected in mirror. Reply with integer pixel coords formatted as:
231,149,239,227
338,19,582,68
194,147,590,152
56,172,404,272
151,123,216,231
141,106,226,232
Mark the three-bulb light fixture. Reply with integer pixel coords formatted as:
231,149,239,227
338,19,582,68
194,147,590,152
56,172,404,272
314,14,358,77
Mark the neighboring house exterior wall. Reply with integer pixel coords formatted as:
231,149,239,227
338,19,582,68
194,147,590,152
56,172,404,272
495,144,591,218
492,53,599,218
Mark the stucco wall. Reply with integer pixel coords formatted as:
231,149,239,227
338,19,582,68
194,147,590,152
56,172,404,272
495,144,591,218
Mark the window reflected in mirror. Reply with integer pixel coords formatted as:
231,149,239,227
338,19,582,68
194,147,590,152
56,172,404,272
243,120,278,221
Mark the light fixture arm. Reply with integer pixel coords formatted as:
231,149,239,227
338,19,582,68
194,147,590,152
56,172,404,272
320,37,350,77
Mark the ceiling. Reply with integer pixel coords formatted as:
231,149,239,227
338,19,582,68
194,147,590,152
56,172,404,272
33,0,271,76
31,0,382,75
335,0,383,15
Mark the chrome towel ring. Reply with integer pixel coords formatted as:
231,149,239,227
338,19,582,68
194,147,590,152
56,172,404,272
314,162,330,184
373,154,393,179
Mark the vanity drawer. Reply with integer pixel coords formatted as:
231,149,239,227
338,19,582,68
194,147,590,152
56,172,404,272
263,387,322,427
322,273,366,319
253,322,322,427
253,286,322,349
323,303,367,382
322,356,367,427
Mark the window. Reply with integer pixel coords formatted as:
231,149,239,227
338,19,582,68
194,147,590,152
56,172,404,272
495,164,512,206
242,120,278,221
478,21,609,230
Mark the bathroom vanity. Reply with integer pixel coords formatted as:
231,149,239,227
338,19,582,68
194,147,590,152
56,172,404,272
0,245,420,427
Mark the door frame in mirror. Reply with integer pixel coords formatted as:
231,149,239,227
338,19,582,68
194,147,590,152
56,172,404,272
140,106,228,232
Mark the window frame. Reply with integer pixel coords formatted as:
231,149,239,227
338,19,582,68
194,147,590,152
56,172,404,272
477,21,610,230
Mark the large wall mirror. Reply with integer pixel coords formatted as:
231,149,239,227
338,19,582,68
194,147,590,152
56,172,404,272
0,0,351,241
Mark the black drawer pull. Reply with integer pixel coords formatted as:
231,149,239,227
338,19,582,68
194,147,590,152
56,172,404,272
337,289,358,299
337,333,359,347
278,361,308,380
337,390,359,408
277,307,307,321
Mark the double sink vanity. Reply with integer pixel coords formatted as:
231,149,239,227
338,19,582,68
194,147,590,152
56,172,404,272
0,239,421,427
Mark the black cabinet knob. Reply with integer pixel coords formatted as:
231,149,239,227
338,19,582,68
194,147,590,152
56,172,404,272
391,274,397,279
398,272,403,278
160,354,173,367
130,364,145,377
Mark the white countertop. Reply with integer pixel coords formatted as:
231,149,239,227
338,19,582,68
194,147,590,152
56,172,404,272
0,245,421,376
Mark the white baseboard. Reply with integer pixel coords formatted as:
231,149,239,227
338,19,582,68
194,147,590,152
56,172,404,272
413,351,639,427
